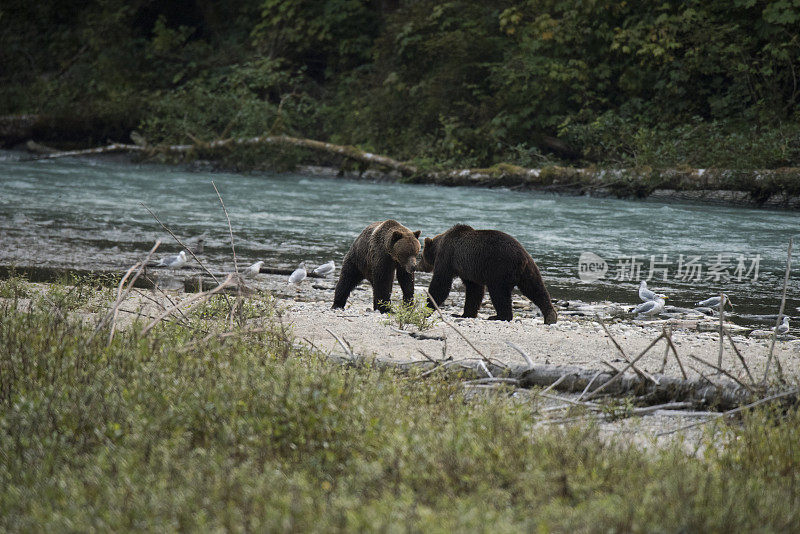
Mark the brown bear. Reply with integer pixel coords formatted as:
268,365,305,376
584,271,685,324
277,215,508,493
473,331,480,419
332,220,422,313
420,224,558,323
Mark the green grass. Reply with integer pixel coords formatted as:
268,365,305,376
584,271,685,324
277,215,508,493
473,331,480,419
0,271,31,300
382,293,439,331
0,286,799,531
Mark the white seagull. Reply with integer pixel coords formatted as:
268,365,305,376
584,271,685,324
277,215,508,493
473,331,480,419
156,250,186,270
696,294,733,309
313,260,335,277
632,297,667,317
775,316,790,335
288,262,307,285
242,260,264,278
638,280,662,302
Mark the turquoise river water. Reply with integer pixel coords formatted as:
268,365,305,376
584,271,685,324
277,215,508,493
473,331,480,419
1,151,798,327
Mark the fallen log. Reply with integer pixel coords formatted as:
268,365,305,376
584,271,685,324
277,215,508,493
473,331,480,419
17,131,800,208
323,349,791,412
30,142,144,159
25,133,420,176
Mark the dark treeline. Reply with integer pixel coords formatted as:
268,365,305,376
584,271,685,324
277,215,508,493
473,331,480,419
2,0,799,169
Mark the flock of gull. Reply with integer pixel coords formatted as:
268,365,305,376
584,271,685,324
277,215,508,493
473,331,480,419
287,260,336,285
153,242,335,286
632,280,791,335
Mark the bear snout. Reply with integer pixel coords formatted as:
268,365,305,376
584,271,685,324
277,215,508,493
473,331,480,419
404,258,417,273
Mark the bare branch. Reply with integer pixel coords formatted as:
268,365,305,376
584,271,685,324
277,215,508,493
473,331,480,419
505,341,534,369
584,334,664,400
764,237,792,382
211,180,239,275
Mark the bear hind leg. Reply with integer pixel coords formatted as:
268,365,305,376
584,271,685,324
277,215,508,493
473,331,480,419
517,264,558,324
487,283,513,321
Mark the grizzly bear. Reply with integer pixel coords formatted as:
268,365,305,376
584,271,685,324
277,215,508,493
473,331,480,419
420,224,558,323
332,220,422,313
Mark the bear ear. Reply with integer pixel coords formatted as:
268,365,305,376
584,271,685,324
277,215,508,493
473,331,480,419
424,237,431,245
390,230,404,244
413,230,421,239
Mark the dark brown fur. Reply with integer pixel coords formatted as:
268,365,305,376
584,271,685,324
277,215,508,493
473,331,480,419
333,220,422,313
421,224,558,323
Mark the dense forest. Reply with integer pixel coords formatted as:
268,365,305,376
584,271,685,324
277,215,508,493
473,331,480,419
2,0,800,170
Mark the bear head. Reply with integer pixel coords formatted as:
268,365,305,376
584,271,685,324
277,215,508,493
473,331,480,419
389,229,421,273
420,235,439,273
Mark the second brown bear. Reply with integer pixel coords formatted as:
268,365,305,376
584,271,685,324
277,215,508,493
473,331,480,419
332,220,422,313
420,224,558,323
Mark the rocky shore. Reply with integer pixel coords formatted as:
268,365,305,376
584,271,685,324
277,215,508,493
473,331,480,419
256,273,799,381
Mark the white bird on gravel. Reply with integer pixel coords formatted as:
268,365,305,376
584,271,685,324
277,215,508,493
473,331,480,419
157,250,186,270
775,316,790,335
288,262,307,285
638,280,661,302
696,294,733,309
632,297,666,317
242,260,264,278
313,260,335,277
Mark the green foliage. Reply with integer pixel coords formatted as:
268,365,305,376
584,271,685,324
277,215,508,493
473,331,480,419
2,0,800,169
0,272,30,300
251,0,380,78
193,293,277,322
1,290,800,530
382,293,439,331
562,113,800,168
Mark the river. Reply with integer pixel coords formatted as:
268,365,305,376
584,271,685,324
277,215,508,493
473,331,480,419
1,151,798,327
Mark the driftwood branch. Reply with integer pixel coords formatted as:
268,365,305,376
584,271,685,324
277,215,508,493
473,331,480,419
317,339,773,411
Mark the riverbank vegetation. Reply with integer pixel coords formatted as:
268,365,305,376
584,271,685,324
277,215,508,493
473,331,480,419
2,275,800,530
2,1,800,172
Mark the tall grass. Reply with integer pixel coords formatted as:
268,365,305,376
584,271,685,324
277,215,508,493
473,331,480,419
0,284,798,531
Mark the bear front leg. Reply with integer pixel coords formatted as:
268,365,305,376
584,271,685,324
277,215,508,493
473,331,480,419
427,271,454,311
371,262,396,313
461,280,484,318
395,266,415,305
487,283,514,321
332,261,364,309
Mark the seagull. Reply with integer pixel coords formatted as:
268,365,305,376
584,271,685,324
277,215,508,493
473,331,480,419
156,250,186,270
632,297,666,317
775,316,790,335
242,260,264,278
288,262,307,285
696,294,733,309
313,260,335,277
638,280,660,302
